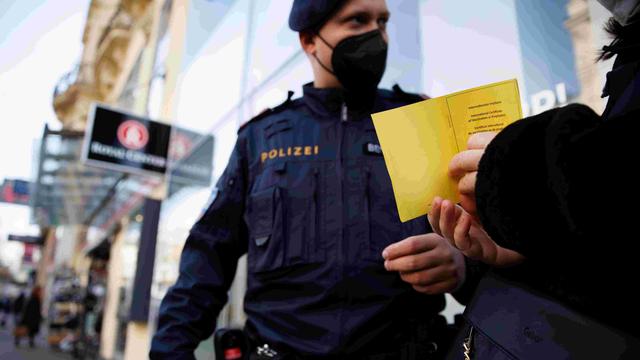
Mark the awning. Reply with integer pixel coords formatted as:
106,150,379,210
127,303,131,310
30,124,160,231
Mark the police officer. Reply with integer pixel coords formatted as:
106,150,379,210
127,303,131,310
150,1,476,359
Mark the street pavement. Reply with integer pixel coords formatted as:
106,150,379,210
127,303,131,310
0,318,73,360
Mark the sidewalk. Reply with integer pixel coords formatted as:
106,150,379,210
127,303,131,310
0,320,73,360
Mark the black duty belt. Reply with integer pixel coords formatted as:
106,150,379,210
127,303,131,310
247,319,448,360
250,342,439,360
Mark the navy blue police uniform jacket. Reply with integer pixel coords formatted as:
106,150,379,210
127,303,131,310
150,83,474,359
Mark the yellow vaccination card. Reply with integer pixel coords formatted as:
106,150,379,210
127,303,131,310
371,79,522,222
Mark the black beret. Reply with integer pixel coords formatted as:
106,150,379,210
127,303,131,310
289,0,346,32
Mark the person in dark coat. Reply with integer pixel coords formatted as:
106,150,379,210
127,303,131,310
427,1,640,358
0,294,10,328
12,291,25,325
12,292,25,314
15,286,43,348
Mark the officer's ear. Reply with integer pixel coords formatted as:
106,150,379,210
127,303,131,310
299,30,317,55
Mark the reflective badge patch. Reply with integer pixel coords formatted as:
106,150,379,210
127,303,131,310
363,142,383,156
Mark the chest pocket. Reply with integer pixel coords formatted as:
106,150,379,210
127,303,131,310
246,160,326,274
246,186,284,272
362,159,428,261
361,159,402,260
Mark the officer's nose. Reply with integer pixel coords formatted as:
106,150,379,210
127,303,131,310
367,21,388,42
365,22,384,33
373,23,389,43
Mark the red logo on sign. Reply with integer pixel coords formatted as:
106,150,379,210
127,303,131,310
169,133,193,161
117,120,149,150
224,348,242,360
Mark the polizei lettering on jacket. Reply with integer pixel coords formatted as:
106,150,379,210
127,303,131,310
260,145,319,163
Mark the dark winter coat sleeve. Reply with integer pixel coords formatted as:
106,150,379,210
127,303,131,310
475,103,638,268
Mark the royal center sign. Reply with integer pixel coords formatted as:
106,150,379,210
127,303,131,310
83,104,172,176
81,104,213,188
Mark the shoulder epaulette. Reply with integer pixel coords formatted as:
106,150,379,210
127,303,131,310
392,84,430,103
238,90,296,133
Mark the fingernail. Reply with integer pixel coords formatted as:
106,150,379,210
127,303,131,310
382,250,388,259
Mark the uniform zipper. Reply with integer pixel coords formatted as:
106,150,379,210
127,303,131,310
336,102,348,345
312,167,319,260
463,326,474,360
364,166,371,255
336,102,347,260
341,102,348,122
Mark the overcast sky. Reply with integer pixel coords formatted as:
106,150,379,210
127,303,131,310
0,0,90,183
0,0,89,270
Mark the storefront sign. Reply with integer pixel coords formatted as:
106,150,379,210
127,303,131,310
522,83,568,117
23,244,36,263
168,128,214,187
82,104,213,185
82,104,172,176
0,179,30,205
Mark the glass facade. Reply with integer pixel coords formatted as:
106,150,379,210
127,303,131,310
419,0,580,116
150,0,591,356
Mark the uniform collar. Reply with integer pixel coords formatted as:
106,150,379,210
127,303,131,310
302,82,377,119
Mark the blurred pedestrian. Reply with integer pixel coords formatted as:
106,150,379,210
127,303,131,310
15,286,43,348
0,294,11,328
12,291,25,325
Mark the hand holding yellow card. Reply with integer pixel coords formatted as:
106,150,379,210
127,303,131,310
371,79,522,222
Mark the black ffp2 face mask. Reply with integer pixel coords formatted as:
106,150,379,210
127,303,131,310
315,29,388,94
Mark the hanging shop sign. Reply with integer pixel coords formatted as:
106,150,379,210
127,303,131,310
82,104,172,177
82,103,214,188
0,179,31,205
8,234,45,245
168,128,214,187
